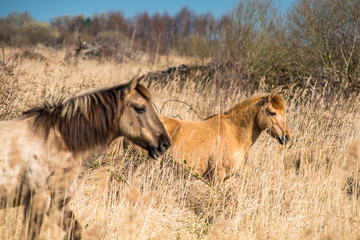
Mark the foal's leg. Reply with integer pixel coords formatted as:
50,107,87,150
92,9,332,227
223,175,236,187
214,167,226,185
22,190,50,240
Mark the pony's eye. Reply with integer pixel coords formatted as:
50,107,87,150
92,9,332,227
134,106,146,114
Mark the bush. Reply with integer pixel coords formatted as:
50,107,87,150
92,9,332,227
286,0,360,91
213,0,290,89
210,0,360,95
0,12,58,46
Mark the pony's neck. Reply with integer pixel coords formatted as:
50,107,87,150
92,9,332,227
224,101,263,148
27,91,122,155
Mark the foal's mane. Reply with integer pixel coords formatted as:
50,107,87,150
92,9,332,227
226,93,285,113
221,93,285,124
23,82,150,153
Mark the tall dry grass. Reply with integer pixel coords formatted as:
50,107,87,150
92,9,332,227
1,47,360,239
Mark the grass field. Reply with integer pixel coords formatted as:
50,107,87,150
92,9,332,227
1,47,360,240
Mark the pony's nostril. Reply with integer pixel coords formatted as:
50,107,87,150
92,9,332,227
158,136,171,153
160,142,169,151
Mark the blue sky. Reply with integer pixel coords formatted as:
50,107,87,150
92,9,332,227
1,0,296,22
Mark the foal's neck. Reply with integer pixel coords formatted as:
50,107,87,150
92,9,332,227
224,102,262,147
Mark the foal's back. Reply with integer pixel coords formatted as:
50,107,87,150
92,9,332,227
160,115,240,181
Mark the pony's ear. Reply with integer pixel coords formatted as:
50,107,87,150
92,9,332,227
123,78,138,96
129,77,138,91
268,91,275,102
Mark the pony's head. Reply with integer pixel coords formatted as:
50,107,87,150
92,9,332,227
256,92,291,145
119,79,171,158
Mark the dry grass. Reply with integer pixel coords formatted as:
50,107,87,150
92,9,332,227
1,47,360,240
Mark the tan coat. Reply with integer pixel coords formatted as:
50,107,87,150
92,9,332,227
159,93,291,184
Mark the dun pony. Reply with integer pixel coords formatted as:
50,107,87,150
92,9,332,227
0,79,170,239
157,92,290,184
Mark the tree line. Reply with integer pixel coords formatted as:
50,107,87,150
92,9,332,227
0,7,222,58
1,0,359,93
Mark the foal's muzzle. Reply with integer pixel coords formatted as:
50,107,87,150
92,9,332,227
277,134,290,145
148,134,171,159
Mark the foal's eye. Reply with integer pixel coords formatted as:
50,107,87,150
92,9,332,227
267,110,276,116
134,106,146,114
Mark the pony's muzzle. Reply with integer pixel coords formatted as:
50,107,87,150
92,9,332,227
158,135,171,153
148,134,171,158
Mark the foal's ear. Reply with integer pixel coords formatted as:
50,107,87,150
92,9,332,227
268,91,275,102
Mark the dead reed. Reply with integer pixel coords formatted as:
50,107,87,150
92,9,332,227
1,47,359,239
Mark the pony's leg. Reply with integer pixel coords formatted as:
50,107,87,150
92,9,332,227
57,205,83,240
22,190,50,240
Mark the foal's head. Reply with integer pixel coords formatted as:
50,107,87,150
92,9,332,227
119,80,171,158
256,92,291,145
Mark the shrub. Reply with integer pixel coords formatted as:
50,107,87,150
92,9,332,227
286,0,360,91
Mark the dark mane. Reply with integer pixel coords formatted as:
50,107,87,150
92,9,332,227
135,84,151,100
23,82,148,153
